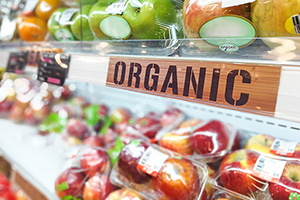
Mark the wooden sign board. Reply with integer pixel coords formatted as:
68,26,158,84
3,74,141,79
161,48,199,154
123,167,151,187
106,57,281,115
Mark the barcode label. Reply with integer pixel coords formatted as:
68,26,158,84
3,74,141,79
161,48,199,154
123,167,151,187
292,14,300,34
137,147,169,177
270,138,297,157
105,0,127,14
253,155,286,183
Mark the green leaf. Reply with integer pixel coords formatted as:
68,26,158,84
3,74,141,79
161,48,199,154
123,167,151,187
289,193,300,200
62,195,81,200
38,113,68,134
99,116,113,135
107,136,125,166
130,139,141,147
57,182,69,192
83,104,100,126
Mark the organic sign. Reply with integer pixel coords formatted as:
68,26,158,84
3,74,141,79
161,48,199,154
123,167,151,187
106,57,281,114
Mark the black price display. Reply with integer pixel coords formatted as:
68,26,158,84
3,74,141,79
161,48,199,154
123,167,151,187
38,53,70,86
6,51,28,74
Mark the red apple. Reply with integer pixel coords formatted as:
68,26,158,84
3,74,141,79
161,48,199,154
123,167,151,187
219,149,264,195
244,134,275,155
132,115,162,139
105,188,143,200
55,167,86,199
152,157,206,200
269,161,300,200
120,133,147,145
66,118,90,140
110,108,131,124
189,120,230,155
80,147,110,178
114,121,130,135
83,173,117,200
160,107,183,126
83,135,104,147
159,132,194,155
117,140,151,184
292,144,300,159
183,1,250,38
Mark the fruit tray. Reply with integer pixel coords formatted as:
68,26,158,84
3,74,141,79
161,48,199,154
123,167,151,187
110,141,209,200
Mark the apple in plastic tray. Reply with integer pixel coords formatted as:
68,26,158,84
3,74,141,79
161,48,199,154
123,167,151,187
131,113,162,139
188,120,234,161
269,160,300,200
80,147,110,178
83,173,117,200
55,167,86,199
218,149,266,196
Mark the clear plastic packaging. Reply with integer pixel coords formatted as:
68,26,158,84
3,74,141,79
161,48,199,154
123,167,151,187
213,148,300,200
54,146,117,200
158,119,238,163
110,140,209,200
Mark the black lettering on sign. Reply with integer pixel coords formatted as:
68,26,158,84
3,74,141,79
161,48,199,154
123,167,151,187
144,63,159,91
114,61,126,85
183,67,206,99
210,68,220,102
160,65,178,95
225,69,251,106
128,62,141,88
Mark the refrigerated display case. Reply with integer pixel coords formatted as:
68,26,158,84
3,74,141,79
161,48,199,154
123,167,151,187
0,0,300,199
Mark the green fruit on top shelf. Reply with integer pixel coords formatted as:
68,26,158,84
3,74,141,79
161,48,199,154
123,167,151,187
100,15,132,40
71,5,94,41
88,0,120,39
252,0,300,37
122,0,177,39
48,8,76,41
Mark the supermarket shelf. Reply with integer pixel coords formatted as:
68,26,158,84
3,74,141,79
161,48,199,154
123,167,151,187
0,119,65,200
0,38,300,66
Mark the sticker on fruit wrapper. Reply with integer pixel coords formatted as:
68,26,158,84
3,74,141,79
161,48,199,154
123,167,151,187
289,193,300,200
285,14,300,35
38,53,70,86
252,155,286,183
221,0,255,8
105,0,127,14
270,138,297,157
59,8,79,26
199,15,257,50
54,28,74,42
6,51,28,74
137,146,169,177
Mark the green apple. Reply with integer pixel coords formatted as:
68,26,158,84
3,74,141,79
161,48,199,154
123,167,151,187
88,0,120,39
47,8,75,41
71,5,94,41
122,0,177,39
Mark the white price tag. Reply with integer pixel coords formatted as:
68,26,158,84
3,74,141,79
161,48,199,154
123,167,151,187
270,138,297,157
252,155,286,183
221,0,255,8
137,147,169,177
105,0,127,14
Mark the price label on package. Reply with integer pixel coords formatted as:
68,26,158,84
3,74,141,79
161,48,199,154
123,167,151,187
270,139,298,157
252,155,286,183
137,147,169,177
105,0,127,14
38,53,70,86
6,51,28,74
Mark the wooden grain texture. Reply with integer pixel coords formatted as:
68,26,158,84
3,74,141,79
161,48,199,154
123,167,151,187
12,170,47,200
106,57,281,115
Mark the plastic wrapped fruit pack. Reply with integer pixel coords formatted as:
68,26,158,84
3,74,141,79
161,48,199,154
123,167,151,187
158,119,239,163
245,133,300,160
213,148,300,200
54,146,118,200
110,139,209,200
